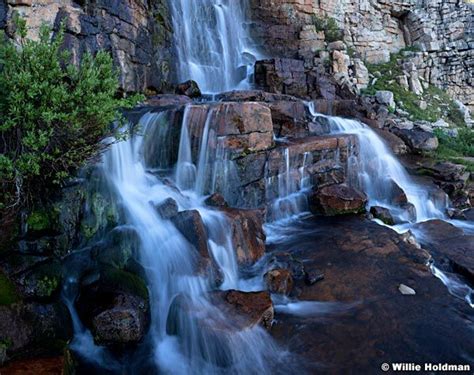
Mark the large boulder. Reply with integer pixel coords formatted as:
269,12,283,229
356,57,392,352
171,210,209,260
309,184,367,216
77,267,150,347
393,129,439,153
221,208,266,265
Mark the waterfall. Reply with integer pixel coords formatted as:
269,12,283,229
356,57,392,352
307,104,447,223
170,0,260,93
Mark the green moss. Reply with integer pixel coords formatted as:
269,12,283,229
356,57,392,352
0,273,19,305
429,128,474,172
101,267,149,301
26,210,52,232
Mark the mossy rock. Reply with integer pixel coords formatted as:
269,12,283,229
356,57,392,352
26,210,58,236
100,267,149,302
0,273,20,306
94,227,140,270
18,261,63,300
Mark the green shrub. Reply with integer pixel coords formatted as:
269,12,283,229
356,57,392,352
0,17,141,213
312,15,343,43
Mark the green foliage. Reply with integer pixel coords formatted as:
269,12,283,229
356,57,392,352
26,210,52,232
0,18,142,213
0,273,19,305
312,15,343,43
364,50,466,127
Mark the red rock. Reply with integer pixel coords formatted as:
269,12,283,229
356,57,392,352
309,184,367,216
264,268,294,295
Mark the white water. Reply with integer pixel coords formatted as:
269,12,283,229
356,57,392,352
170,0,260,93
68,111,286,372
307,104,446,223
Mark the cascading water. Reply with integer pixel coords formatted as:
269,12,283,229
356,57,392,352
67,111,287,373
170,0,260,93
307,104,447,223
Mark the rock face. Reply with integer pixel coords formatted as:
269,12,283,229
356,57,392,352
249,0,473,109
0,0,174,92
393,129,439,153
309,184,367,216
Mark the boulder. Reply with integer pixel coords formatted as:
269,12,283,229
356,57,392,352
152,197,179,219
375,91,395,108
77,267,150,347
175,80,201,98
171,210,209,260
92,294,148,345
393,129,438,153
264,269,294,295
221,208,266,265
419,162,467,182
309,184,367,216
370,206,395,225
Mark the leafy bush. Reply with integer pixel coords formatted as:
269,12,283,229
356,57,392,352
312,15,343,43
0,17,141,213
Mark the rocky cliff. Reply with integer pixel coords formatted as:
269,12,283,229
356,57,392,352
249,0,473,110
0,0,174,93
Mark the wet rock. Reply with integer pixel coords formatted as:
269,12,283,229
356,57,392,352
399,203,417,222
145,94,192,107
12,260,62,300
309,184,367,216
446,208,466,220
393,129,439,153
267,100,308,138
413,220,474,281
398,284,416,295
204,193,228,208
92,294,148,345
171,210,209,259
94,226,140,270
268,252,306,281
216,90,298,103
0,302,71,362
214,102,274,155
374,129,408,155
370,206,394,225
264,269,294,295
221,208,266,265
211,290,274,330
77,267,150,347
175,80,201,98
152,197,179,219
305,269,325,286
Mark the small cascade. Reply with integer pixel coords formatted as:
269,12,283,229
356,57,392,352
307,104,447,223
266,147,313,221
170,0,260,93
68,110,286,372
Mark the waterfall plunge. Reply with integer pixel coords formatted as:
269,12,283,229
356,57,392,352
170,0,260,93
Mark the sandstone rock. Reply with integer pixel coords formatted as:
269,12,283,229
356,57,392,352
255,58,307,97
264,269,294,295
267,100,308,138
221,208,265,265
152,197,179,219
375,91,395,108
175,80,202,98
309,184,367,216
393,129,438,153
370,206,395,225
